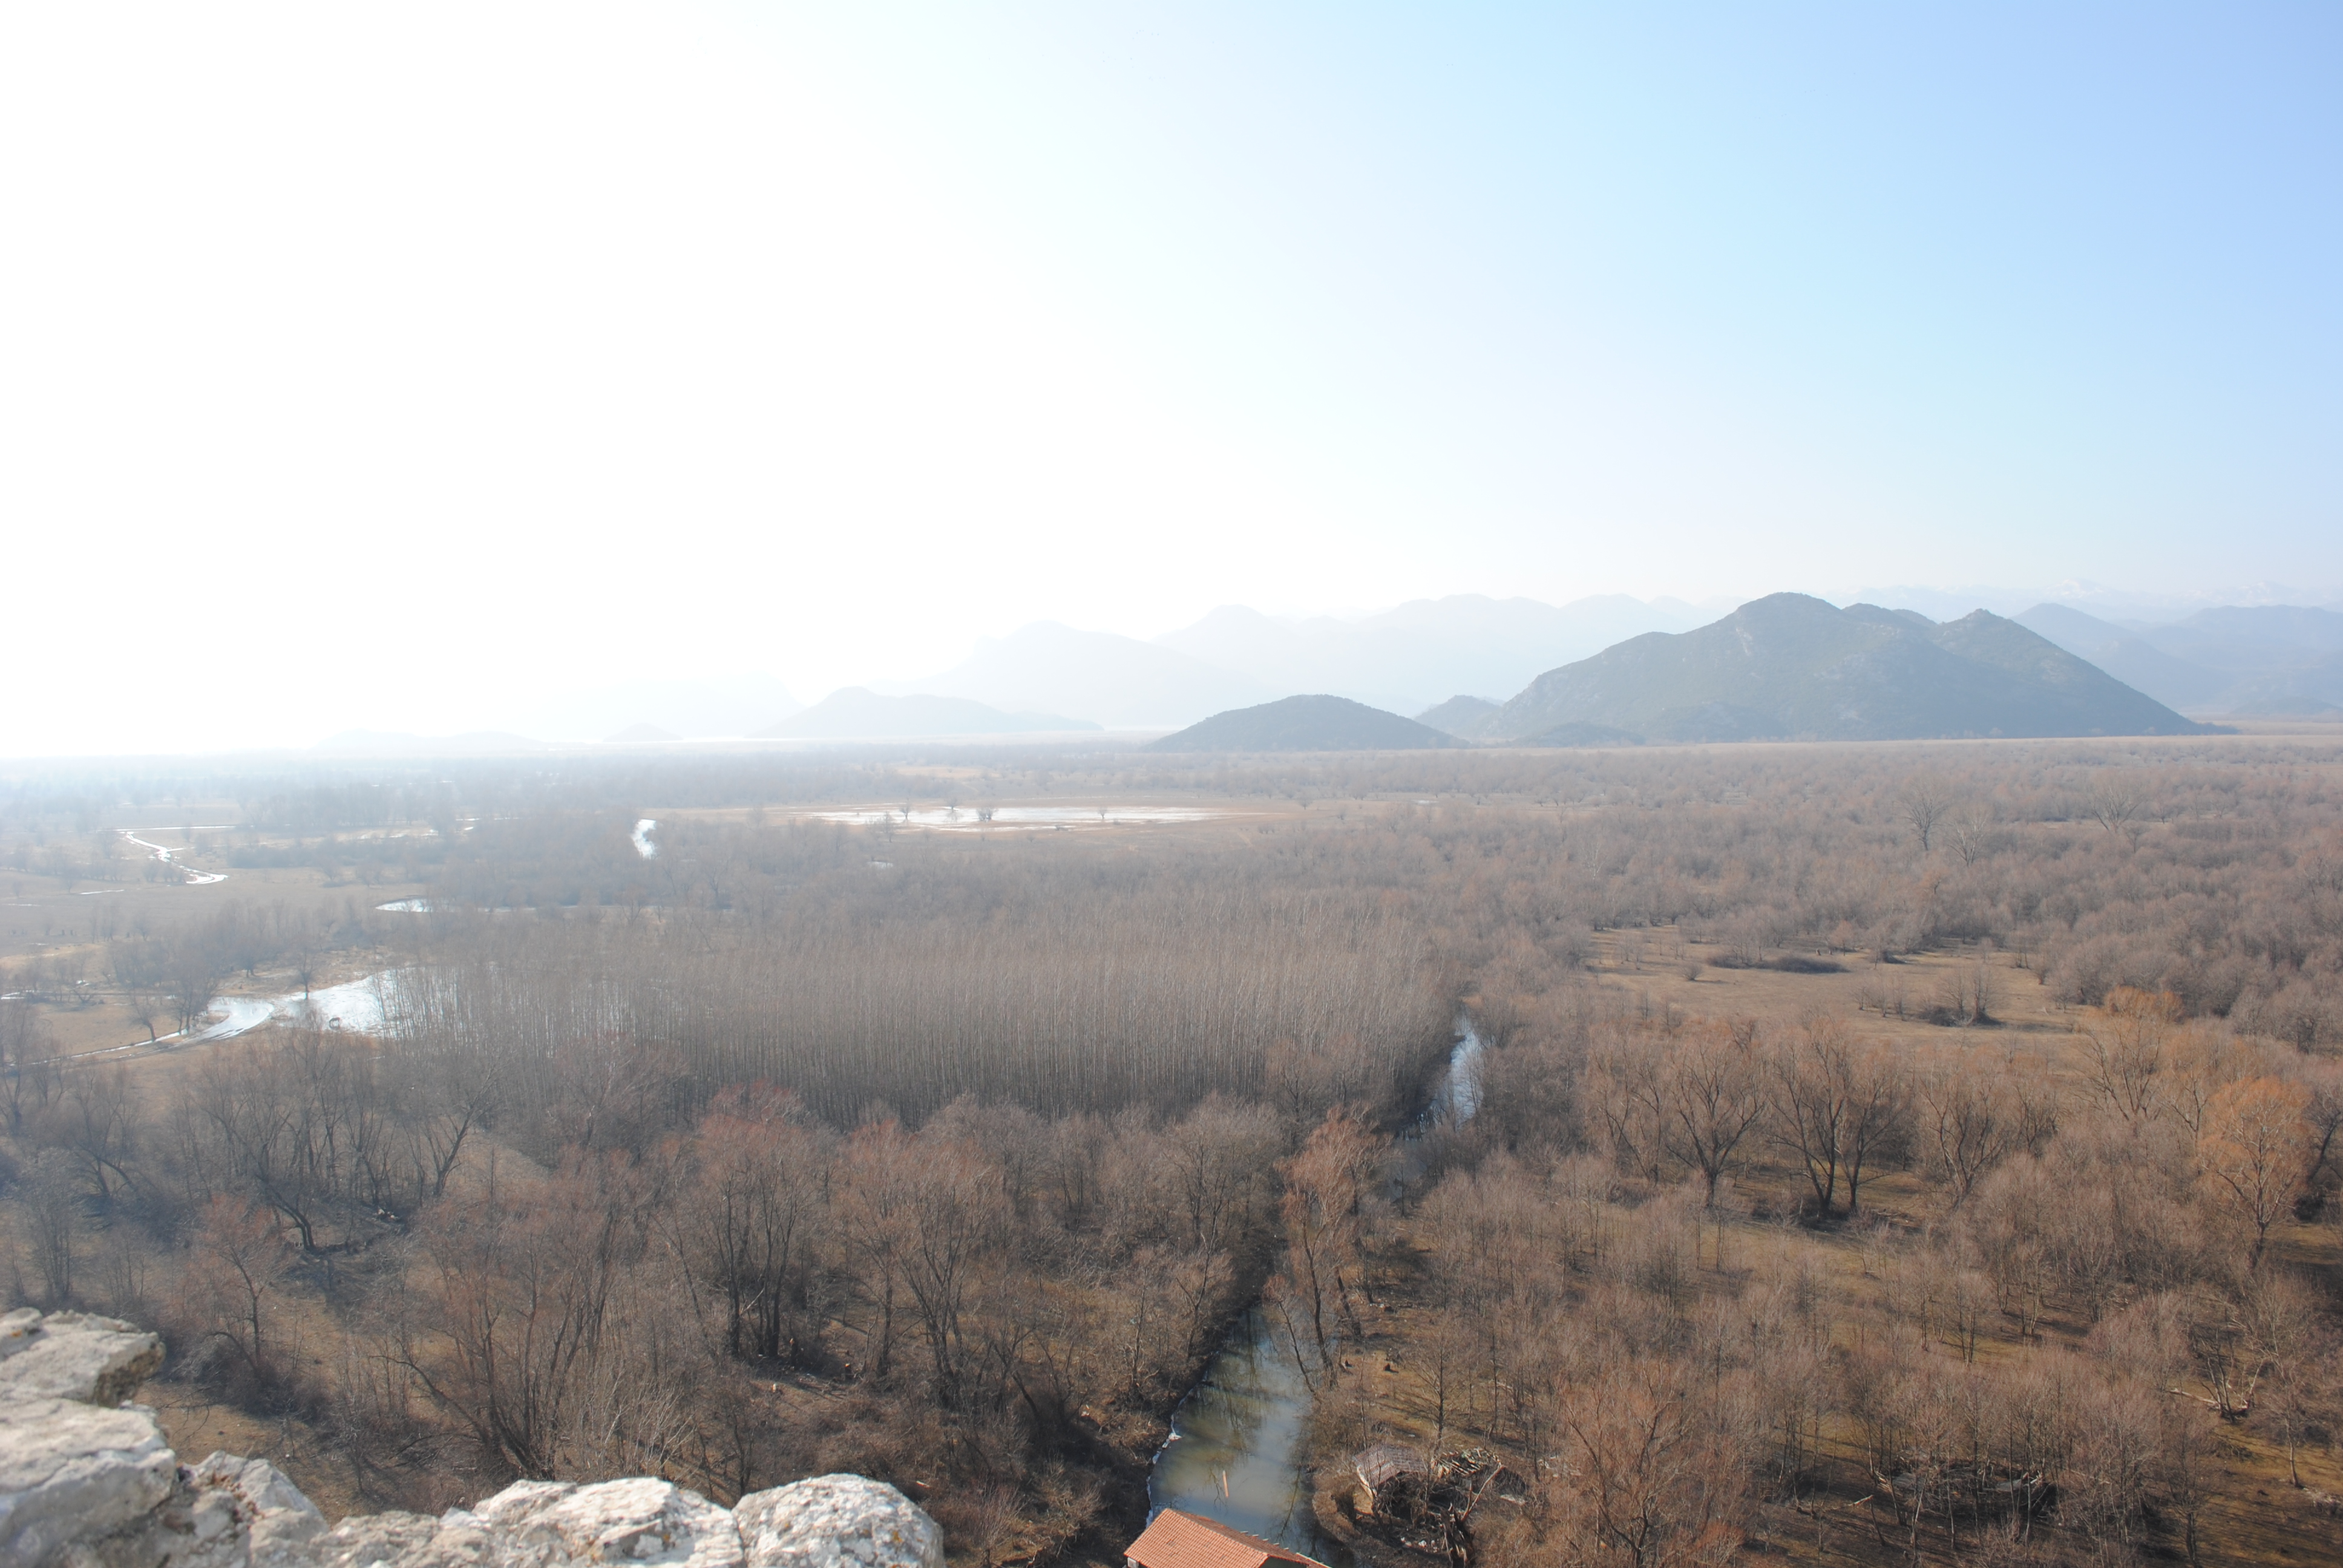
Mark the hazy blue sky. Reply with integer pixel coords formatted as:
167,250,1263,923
4,4,2338,752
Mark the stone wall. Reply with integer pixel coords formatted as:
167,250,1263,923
0,1309,945,1568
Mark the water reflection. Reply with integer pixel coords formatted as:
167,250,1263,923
1420,1021,1485,1132
1147,1309,1348,1566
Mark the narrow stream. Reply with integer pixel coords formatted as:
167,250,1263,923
1146,1310,1337,1560
1145,1018,1487,1560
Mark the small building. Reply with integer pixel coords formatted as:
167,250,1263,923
1125,1509,1330,1568
1349,1444,1434,1521
1352,1444,1430,1497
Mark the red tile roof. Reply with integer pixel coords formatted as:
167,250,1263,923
1125,1510,1328,1568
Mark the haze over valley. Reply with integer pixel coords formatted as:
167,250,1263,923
213,587,2343,756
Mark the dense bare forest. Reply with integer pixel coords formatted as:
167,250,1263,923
4,737,2342,1566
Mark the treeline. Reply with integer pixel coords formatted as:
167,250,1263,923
404,862,1450,1128
2,750,1054,842
222,831,450,883
415,742,2343,1050
1,826,446,887
0,771,455,838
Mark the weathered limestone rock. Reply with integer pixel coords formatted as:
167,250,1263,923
190,1452,332,1567
0,1310,944,1568
0,1394,182,1566
462,1477,744,1567
313,1509,494,1567
0,1308,167,1406
734,1476,943,1568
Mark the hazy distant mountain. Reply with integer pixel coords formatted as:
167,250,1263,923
1147,694,1461,752
513,674,801,740
312,730,550,756
2013,604,2232,710
2016,602,2343,714
1155,594,1704,715
1414,694,1502,739
2140,607,2343,713
2149,604,2343,661
1848,580,2337,626
603,724,683,744
1838,584,2037,620
1487,594,2210,743
2010,603,2135,651
2226,694,2342,716
874,622,1272,728
759,688,1099,739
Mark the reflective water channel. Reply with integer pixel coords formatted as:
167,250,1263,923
1145,1019,1488,1561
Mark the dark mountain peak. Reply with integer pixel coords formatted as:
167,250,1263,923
1737,591,1840,613
1147,694,1463,753
1725,592,1848,629
1486,595,2210,744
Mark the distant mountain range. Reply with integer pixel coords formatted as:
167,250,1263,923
875,595,1709,728
1836,580,2341,625
1153,595,1708,716
761,688,1100,739
312,730,552,756
2013,603,2343,716
1147,695,1460,752
870,593,2343,734
310,590,2342,755
511,673,802,740
1470,593,2210,744
871,622,1274,729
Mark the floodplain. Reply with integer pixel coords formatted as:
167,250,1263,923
3,736,2341,1567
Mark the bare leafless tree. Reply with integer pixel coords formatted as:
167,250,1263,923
1899,774,1955,852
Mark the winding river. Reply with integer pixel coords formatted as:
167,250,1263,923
1145,1020,1487,1561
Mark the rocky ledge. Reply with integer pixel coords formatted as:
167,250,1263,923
0,1308,944,1568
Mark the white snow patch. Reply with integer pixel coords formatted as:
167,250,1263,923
57,972,410,1060
283,975,396,1034
187,997,277,1043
